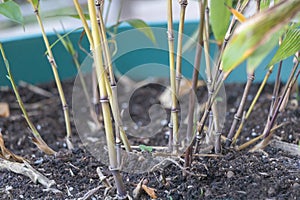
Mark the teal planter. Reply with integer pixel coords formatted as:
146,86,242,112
0,21,295,86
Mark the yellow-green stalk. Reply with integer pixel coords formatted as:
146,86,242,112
232,65,274,145
87,0,127,198
28,0,73,150
175,0,188,95
167,0,179,153
96,5,131,153
0,43,55,155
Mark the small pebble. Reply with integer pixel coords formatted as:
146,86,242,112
205,188,212,197
227,171,234,178
19,195,24,199
161,119,168,126
34,158,44,165
293,183,300,188
251,132,257,137
268,187,276,195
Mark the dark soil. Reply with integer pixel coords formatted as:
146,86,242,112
0,79,299,200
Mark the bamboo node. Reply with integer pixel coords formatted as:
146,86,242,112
117,193,129,200
109,166,120,172
234,114,241,121
179,0,188,6
167,31,174,41
214,131,222,136
196,133,202,141
62,104,69,111
110,84,117,88
168,123,173,128
95,0,101,7
248,74,255,81
47,56,56,66
176,75,183,80
99,98,109,103
171,108,179,113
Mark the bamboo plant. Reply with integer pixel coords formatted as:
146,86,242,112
86,0,127,198
28,0,73,150
0,43,55,155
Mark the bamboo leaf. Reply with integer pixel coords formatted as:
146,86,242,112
46,13,90,20
110,19,156,44
210,0,232,44
54,31,76,56
29,0,39,8
46,27,82,55
260,0,271,10
0,0,23,25
222,0,300,72
268,28,300,67
247,31,280,72
139,145,153,153
226,4,246,23
125,19,156,44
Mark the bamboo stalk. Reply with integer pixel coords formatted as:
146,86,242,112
29,1,73,150
225,71,255,147
0,43,55,155
232,65,274,145
73,0,102,124
175,0,188,95
185,0,206,165
96,3,131,153
87,0,127,198
251,55,299,151
167,0,179,153
194,0,249,153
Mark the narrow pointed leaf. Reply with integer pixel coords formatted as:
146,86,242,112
124,19,156,44
226,4,246,22
46,13,90,20
260,0,271,10
210,0,232,44
0,0,23,25
222,0,300,72
247,31,280,72
46,27,82,55
268,28,300,67
108,19,156,44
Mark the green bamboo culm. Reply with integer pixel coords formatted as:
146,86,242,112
0,43,56,155
167,0,179,153
87,0,127,198
96,2,131,153
175,0,188,95
28,0,73,150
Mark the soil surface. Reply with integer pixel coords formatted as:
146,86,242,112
0,78,299,200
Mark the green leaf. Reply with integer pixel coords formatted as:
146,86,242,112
47,27,82,55
0,0,23,25
139,145,153,153
30,0,39,8
260,0,271,10
222,1,300,72
46,13,90,20
247,31,280,72
210,0,232,44
268,28,300,67
54,31,76,56
111,19,156,44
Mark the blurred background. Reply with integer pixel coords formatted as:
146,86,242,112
0,0,200,40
